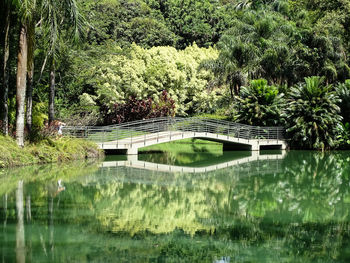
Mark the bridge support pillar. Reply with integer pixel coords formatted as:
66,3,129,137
126,148,138,155
251,144,260,151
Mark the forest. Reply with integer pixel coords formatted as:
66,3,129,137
1,0,350,150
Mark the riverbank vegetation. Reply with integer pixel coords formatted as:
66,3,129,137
1,0,350,151
0,135,102,168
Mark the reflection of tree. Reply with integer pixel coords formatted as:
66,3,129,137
16,180,25,263
2,193,7,263
139,140,222,166
0,161,100,197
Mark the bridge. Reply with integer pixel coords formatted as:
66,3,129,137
63,117,287,155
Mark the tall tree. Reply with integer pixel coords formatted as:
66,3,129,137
16,22,28,147
13,0,36,146
40,0,82,124
2,1,11,136
26,19,35,134
48,57,55,124
200,34,258,99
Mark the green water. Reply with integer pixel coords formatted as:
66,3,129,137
1,147,350,262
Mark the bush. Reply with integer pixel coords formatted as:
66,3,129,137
104,90,175,124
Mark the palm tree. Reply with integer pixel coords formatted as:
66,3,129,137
26,19,35,134
336,80,350,124
40,0,82,125
234,0,286,10
14,0,36,147
233,79,284,126
284,76,342,150
11,0,81,145
200,35,258,99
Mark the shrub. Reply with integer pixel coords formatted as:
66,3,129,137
104,90,176,124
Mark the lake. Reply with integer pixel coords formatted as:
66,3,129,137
1,140,350,262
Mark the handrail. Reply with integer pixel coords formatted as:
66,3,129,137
62,117,285,142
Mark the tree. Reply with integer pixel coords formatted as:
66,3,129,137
26,19,35,134
39,0,82,125
200,35,258,99
201,10,294,99
14,0,36,147
1,0,11,135
336,79,350,124
77,43,218,116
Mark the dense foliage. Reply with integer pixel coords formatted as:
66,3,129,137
0,135,102,167
104,90,176,124
1,0,350,149
76,43,219,116
233,79,283,126
284,76,342,150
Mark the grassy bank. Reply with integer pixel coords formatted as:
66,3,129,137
0,135,103,168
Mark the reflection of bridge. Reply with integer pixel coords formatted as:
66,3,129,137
63,117,287,155
101,151,286,174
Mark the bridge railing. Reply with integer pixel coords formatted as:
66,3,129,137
62,117,285,143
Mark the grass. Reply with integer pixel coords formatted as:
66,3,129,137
139,138,222,153
88,129,147,141
0,135,103,168
194,113,231,121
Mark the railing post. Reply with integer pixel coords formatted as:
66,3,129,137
130,126,132,146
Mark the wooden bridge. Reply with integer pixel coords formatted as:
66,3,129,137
63,117,287,155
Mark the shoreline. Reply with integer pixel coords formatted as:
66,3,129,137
0,135,104,168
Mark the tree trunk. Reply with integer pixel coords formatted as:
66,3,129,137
16,23,28,147
229,83,234,100
48,58,55,125
234,84,240,96
26,20,35,135
26,63,34,134
2,2,10,136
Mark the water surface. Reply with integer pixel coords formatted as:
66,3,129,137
1,148,350,262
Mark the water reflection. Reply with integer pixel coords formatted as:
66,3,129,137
1,151,350,262
103,151,285,174
16,181,25,263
